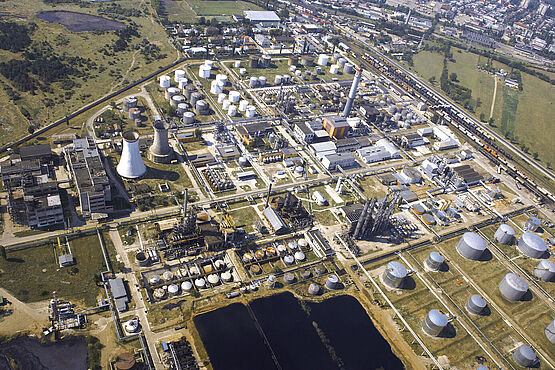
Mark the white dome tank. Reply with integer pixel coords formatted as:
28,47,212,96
177,103,188,115
207,274,220,285
517,232,548,259
165,87,179,100
456,232,487,261
239,68,247,75
149,274,160,285
229,91,240,103
525,216,541,232
171,94,185,107
162,271,173,281
199,65,210,78
210,81,222,95
283,255,294,265
259,76,266,87
294,251,305,262
117,131,146,179
174,69,185,82
317,54,329,66
181,281,193,291
239,100,249,112
159,75,171,88
168,284,179,295
204,60,213,69
249,76,258,88
274,75,282,85
382,261,407,289
195,278,206,289
222,99,231,110
494,223,515,244
221,271,233,282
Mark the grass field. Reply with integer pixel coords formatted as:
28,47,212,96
408,46,555,169
0,0,176,149
0,234,107,306
185,0,263,17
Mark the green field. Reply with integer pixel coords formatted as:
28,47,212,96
408,46,555,168
0,234,107,306
185,0,263,17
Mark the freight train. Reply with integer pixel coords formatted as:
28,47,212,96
358,51,555,204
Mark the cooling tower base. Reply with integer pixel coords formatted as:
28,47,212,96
148,149,174,164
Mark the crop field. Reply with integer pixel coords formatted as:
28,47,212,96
185,0,263,17
0,234,107,306
0,0,176,150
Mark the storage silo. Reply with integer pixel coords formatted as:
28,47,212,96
465,295,487,315
525,216,541,232
533,260,555,282
317,54,329,66
183,112,195,125
117,131,146,179
149,120,173,164
517,232,548,259
326,275,339,289
165,87,179,100
422,309,448,337
123,96,138,111
382,261,407,289
424,251,444,271
494,224,515,244
159,75,171,88
308,283,320,295
174,69,185,82
330,64,339,74
499,273,528,301
545,319,555,344
456,232,487,261
512,345,538,368
284,272,296,284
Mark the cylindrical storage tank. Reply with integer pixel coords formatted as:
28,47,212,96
217,93,226,104
234,60,241,68
382,261,407,289
249,76,258,88
153,288,166,300
283,74,291,83
254,249,265,260
159,75,171,88
290,65,297,73
314,66,322,75
422,309,448,337
239,68,247,75
499,273,528,301
184,84,196,100
135,251,149,266
183,111,195,124
284,272,296,284
165,87,179,100
466,294,487,315
294,251,305,262
315,265,327,276
222,99,231,110
332,53,341,63
189,266,199,276
274,75,282,85
261,55,271,68
330,64,339,74
494,224,515,244
174,69,185,82
525,216,541,232
456,232,487,261
422,214,436,225
266,275,276,288
425,251,444,271
343,63,354,74
288,55,298,66
210,81,222,95
242,252,253,263
199,65,210,78
250,265,261,275
163,271,173,281
239,100,249,112
517,232,547,259
171,95,185,108
245,106,256,118
149,274,160,285
215,73,227,83
128,108,141,121
117,131,146,179
411,204,426,215
546,319,555,344
295,70,302,77
326,274,339,289
227,105,237,117
277,244,287,255
259,76,266,87
238,156,248,167
181,281,193,291
195,278,206,289
123,96,138,111
178,78,188,89
248,55,259,68
283,255,294,265
533,260,555,282
207,274,220,285
317,54,329,66
196,100,209,115
221,271,233,282
512,345,538,368
337,58,347,67
308,283,320,295
300,55,314,66
300,269,311,279
190,92,203,106
288,241,298,250
168,284,179,296
177,103,188,115
298,238,308,249
229,91,240,103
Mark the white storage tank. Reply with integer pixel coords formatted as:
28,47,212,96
294,251,305,262
343,63,354,74
239,68,247,75
499,273,528,301
174,69,185,82
227,105,237,117
259,76,266,87
123,96,138,111
249,76,258,88
239,100,249,111
525,216,541,232
546,319,555,344
533,260,555,282
217,93,226,104
494,224,515,244
165,87,179,100
222,99,231,110
159,75,171,88
195,278,206,289
284,272,296,284
210,80,222,95
308,283,320,296
170,95,185,108
326,274,339,289
329,64,339,74
199,65,210,78
317,54,329,66
382,261,407,289
245,106,256,118
283,255,294,265
229,91,240,103
168,284,179,296
181,281,193,291
221,271,233,282
422,309,448,337
234,60,241,68
465,295,487,315
183,111,195,124
517,232,548,259
456,232,487,261
149,274,160,285
177,103,188,115
178,78,188,89
337,58,347,67
274,75,282,85
204,60,213,69
207,274,220,285
196,100,209,115
512,345,538,368
215,73,227,84
424,251,444,271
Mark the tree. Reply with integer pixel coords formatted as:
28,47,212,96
27,125,35,134
488,117,495,125
199,16,205,25
450,72,458,82
480,113,486,122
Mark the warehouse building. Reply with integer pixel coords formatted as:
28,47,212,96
109,278,130,312
356,139,400,164
243,11,281,28
263,206,287,234
322,153,357,171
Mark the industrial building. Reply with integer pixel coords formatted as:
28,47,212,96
356,138,400,164
64,137,113,217
19,144,53,163
243,11,280,28
322,116,351,139
109,277,130,312
321,152,356,171
262,206,287,234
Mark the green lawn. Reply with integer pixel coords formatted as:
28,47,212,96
184,0,263,17
0,234,107,306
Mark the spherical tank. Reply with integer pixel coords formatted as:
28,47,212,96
494,224,515,244
456,232,487,261
465,295,487,315
517,232,548,259
425,251,444,271
422,309,448,337
533,260,555,282
512,345,538,368
499,273,528,301
382,261,407,289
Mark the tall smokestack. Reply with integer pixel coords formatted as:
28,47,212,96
342,67,362,118
183,189,188,219
265,183,273,208
149,120,173,163
117,131,147,179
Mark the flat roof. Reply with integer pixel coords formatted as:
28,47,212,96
244,11,280,22
109,278,128,299
20,144,51,160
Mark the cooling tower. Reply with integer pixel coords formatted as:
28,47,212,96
533,260,555,282
117,131,146,179
148,121,173,164
423,309,448,337
499,273,528,301
494,223,515,245
456,232,487,261
517,232,548,259
465,295,487,315
512,345,538,368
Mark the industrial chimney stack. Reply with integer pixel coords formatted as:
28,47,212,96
342,67,363,118
117,131,147,179
149,120,174,163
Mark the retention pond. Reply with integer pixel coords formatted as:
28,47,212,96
194,292,404,370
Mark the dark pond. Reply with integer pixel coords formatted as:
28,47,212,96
0,335,87,370
37,11,125,32
194,292,404,370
